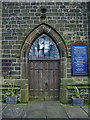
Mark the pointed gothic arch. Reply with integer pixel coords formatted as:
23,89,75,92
20,23,68,101
21,23,68,60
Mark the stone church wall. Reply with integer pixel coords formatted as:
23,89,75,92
1,1,89,103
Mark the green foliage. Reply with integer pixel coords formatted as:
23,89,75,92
74,86,86,98
4,82,15,97
4,89,15,96
3,82,21,103
74,86,80,98
17,96,21,103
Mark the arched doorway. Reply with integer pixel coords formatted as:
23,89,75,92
21,23,68,102
28,34,60,100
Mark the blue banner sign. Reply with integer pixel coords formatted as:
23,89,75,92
72,45,88,75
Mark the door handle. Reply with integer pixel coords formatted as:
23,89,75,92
45,82,48,86
45,82,48,89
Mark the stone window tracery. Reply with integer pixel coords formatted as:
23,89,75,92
29,34,60,60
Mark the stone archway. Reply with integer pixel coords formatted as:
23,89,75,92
28,34,60,100
21,23,67,101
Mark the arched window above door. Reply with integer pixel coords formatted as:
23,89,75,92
29,34,60,60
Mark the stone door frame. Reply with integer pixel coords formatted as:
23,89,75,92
20,23,68,102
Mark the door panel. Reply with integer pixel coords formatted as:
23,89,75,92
29,60,60,100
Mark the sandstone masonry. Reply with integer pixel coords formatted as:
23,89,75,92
1,1,90,103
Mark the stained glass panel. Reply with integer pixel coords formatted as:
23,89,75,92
29,34,60,60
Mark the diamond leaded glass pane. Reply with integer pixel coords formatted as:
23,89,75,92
29,34,60,60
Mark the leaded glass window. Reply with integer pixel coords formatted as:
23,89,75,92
29,34,60,60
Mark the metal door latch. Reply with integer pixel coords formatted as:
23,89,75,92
45,82,48,89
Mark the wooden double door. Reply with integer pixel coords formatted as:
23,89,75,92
29,60,60,100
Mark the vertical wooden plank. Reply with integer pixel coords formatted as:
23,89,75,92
30,61,34,69
34,69,38,99
29,61,34,100
50,69,54,99
29,70,34,89
54,69,59,99
29,60,60,100
53,61,59,69
44,61,48,70
49,61,53,69
38,69,43,99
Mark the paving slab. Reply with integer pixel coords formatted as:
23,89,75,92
0,103,6,111
62,104,89,119
81,105,90,118
2,104,7,110
1,101,89,119
2,104,27,118
23,101,46,118
23,101,69,119
0,103,7,119
44,101,68,118
81,106,89,113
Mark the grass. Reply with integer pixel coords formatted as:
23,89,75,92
82,104,90,109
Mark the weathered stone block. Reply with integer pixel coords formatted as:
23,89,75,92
2,54,10,58
11,50,19,54
48,20,56,24
23,17,30,20
60,5,66,8
47,13,58,16
31,9,36,12
34,20,40,24
35,13,41,16
26,20,33,24
2,45,12,49
20,84,29,103
2,41,8,45
15,67,20,70
64,2,69,5
3,50,10,54
51,9,57,12
60,88,67,104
